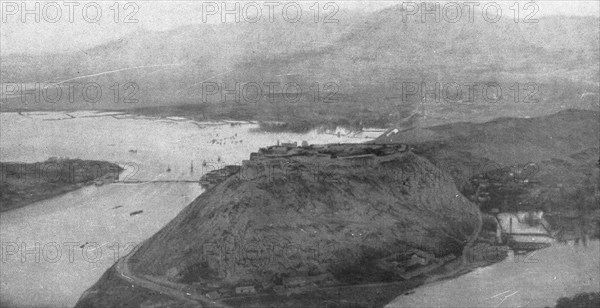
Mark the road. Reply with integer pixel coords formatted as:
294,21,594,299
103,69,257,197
424,209,483,284
108,214,482,308
114,241,231,308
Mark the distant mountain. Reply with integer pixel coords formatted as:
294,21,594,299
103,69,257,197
1,6,598,117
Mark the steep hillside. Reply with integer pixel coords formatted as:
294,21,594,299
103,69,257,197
417,109,599,165
133,150,479,282
377,109,600,236
77,145,480,307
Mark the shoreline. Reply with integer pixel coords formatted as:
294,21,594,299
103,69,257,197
0,159,122,212
386,240,600,307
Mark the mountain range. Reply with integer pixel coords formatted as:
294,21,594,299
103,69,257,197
1,6,598,116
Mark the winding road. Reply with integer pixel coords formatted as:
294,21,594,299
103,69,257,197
114,242,231,308
424,210,483,284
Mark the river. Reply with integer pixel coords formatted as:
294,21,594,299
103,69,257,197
386,241,600,307
0,111,379,307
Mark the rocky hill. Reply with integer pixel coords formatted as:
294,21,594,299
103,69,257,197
76,109,598,307
134,146,479,281
77,144,480,307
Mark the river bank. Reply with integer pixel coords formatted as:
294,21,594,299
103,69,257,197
0,159,121,212
386,240,600,307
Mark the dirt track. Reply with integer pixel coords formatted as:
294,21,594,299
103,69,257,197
114,241,231,308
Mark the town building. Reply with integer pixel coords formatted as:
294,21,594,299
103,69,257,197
235,286,256,294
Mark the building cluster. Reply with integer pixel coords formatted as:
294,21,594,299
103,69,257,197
277,273,336,295
248,142,408,161
206,273,337,300
376,248,454,280
199,142,410,189
200,273,339,300
211,248,455,299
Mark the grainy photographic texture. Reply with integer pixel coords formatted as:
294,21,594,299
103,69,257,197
1,1,599,307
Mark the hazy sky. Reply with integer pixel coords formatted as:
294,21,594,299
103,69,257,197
1,1,599,55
